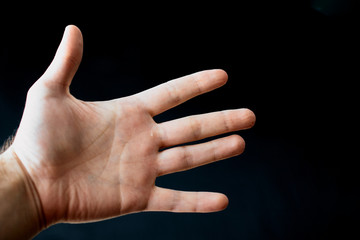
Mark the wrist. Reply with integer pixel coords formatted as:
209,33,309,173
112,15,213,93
0,146,46,239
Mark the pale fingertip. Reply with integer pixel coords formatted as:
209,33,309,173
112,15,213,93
229,135,246,155
65,24,80,31
193,69,228,94
64,25,83,39
214,69,228,81
239,108,256,129
216,193,229,211
207,69,228,87
205,193,229,212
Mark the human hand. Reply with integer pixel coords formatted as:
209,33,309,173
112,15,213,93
11,25,255,226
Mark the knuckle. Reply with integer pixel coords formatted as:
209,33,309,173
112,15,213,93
188,116,202,140
180,147,193,170
190,73,203,94
164,81,181,105
221,111,232,132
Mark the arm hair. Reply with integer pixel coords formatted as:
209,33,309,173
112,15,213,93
0,134,15,154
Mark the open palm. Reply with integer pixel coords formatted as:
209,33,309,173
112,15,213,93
11,26,255,226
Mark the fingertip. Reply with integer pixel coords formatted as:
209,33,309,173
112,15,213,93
195,69,228,93
210,69,228,86
238,108,256,129
63,25,83,50
229,134,246,155
65,25,82,36
215,69,228,79
202,193,229,212
214,193,229,211
216,193,229,211
245,108,256,128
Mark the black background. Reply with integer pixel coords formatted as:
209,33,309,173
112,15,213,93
0,1,358,239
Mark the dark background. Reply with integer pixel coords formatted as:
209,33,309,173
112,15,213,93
0,1,358,239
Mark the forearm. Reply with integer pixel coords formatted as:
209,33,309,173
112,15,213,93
0,147,45,239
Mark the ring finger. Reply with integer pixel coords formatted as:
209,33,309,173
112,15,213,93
157,108,255,148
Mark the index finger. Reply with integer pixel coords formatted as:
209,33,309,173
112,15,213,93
136,69,228,116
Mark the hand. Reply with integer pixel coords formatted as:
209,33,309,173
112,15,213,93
11,25,255,226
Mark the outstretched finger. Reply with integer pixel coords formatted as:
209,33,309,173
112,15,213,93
157,135,245,176
145,187,229,213
39,25,83,91
136,70,228,116
158,109,255,148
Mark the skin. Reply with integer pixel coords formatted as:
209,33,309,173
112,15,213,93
0,25,255,239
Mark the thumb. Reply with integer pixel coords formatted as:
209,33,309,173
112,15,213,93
39,25,83,90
